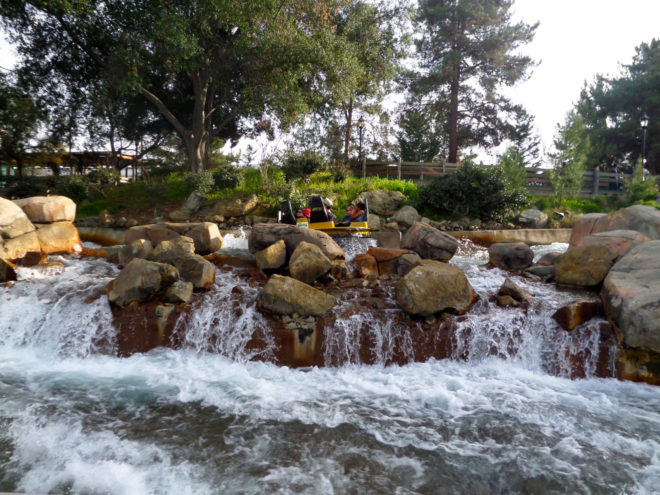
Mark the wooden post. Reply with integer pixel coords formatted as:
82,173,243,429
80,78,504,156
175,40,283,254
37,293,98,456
362,156,366,179
593,166,599,196
397,157,401,181
442,161,446,174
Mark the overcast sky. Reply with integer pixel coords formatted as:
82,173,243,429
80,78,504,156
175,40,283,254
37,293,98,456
1,0,659,161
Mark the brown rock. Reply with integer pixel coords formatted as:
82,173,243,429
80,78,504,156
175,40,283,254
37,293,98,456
401,222,458,262
255,240,287,270
150,236,196,265
331,260,351,280
555,244,617,287
258,274,336,316
107,258,179,307
488,242,534,271
176,255,216,289
0,231,41,261
34,222,81,255
497,277,533,303
496,295,519,307
212,194,259,217
248,223,345,261
395,260,475,316
354,253,378,278
13,195,76,223
536,252,562,266
552,301,603,331
165,280,194,303
119,239,153,267
0,259,17,282
0,197,35,239
289,241,332,284
575,230,650,262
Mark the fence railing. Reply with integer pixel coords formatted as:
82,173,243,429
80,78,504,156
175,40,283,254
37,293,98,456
350,159,655,198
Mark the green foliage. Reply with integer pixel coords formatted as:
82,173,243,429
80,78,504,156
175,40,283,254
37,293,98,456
498,147,529,191
7,178,46,199
550,111,590,204
184,171,214,195
626,160,658,203
281,152,328,180
212,164,241,190
397,103,443,162
86,168,120,185
53,177,89,204
411,0,537,163
417,161,528,221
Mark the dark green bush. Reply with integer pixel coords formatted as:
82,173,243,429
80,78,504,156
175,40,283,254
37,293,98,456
281,151,327,180
86,168,120,185
212,164,241,189
7,177,47,198
184,171,214,195
417,161,528,221
53,177,89,204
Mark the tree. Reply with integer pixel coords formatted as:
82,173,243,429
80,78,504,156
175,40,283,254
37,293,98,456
574,39,660,173
0,73,45,178
550,111,591,204
396,102,444,161
1,0,364,172
410,0,537,163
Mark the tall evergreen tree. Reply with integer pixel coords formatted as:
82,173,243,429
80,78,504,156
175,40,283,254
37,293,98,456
410,0,537,163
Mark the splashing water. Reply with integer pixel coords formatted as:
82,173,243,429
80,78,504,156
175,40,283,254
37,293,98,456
0,242,658,494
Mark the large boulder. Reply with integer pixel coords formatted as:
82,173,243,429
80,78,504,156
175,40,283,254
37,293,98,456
0,231,41,261
212,194,259,217
555,244,617,288
150,236,196,265
395,260,475,317
602,241,660,353
289,241,332,284
119,239,154,267
248,223,345,261
357,190,405,215
125,222,222,254
258,274,336,316
552,301,603,331
569,205,660,247
34,222,81,254
390,206,421,230
107,258,179,307
0,197,35,239
401,222,458,262
13,195,76,223
366,246,421,277
488,242,534,271
575,230,650,262
255,240,287,270
518,208,548,228
176,255,216,289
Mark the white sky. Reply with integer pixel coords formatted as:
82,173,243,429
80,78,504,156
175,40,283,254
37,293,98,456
1,0,659,162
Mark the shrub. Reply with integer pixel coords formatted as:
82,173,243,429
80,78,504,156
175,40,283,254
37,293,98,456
53,177,89,204
86,168,120,185
417,161,528,221
625,160,658,203
212,164,241,189
7,177,46,198
281,151,327,180
184,170,214,195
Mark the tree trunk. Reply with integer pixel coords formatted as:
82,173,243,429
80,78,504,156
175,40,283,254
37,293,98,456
448,61,460,164
343,99,354,162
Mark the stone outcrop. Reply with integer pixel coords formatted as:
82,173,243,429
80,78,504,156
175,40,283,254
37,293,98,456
212,194,259,217
119,239,153,267
151,236,196,265
497,277,533,305
488,242,534,271
289,241,332,284
165,280,193,304
363,246,421,277
1,197,36,239
258,274,336,316
395,260,475,317
34,222,81,255
552,301,603,331
569,205,660,247
574,230,650,262
555,244,617,288
13,195,76,223
125,222,223,254
255,240,287,270
169,191,207,221
390,205,421,230
601,241,660,378
176,255,216,289
357,190,405,215
518,208,548,228
248,223,345,261
401,222,458,262
107,258,179,307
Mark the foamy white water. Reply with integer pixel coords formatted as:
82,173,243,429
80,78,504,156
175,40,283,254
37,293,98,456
0,243,659,494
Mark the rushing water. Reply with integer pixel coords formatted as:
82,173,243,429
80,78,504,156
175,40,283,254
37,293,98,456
0,236,659,494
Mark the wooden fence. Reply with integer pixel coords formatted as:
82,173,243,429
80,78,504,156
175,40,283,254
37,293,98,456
350,159,656,198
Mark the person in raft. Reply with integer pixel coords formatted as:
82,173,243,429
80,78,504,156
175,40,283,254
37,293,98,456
323,198,338,223
336,202,366,226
